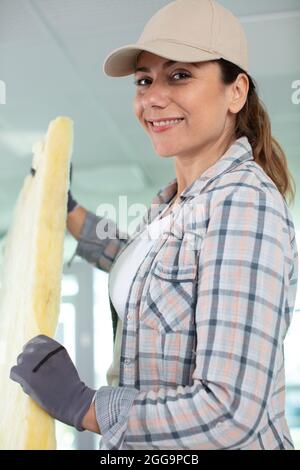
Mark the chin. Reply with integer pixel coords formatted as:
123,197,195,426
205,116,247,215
151,144,178,157
160,154,176,159
155,151,175,158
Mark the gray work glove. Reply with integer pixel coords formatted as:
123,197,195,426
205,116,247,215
10,335,96,432
68,190,78,213
67,163,79,213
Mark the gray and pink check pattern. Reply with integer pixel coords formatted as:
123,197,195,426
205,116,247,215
75,136,298,450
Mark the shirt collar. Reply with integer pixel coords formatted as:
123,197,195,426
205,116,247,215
152,136,254,206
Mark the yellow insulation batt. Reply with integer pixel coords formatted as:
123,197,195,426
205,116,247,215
0,117,73,449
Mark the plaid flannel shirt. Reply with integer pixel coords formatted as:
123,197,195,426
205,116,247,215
75,136,298,450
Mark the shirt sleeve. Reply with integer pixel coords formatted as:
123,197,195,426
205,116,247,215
72,210,128,272
94,187,290,449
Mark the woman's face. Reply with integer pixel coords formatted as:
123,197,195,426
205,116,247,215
133,51,242,158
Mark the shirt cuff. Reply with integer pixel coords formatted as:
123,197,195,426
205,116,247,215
94,385,140,450
75,210,106,266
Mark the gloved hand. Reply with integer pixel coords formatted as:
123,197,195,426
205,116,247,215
10,335,96,432
67,163,79,213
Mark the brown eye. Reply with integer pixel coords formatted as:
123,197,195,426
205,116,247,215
134,71,191,87
134,77,151,86
172,72,190,81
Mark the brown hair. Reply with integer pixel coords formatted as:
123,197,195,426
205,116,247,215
216,58,296,208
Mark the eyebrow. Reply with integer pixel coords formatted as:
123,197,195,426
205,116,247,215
134,60,199,73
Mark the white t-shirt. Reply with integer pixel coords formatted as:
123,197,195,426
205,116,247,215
108,201,174,321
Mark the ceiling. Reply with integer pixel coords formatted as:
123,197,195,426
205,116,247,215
0,0,299,259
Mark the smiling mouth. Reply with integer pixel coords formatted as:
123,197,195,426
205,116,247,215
147,119,185,132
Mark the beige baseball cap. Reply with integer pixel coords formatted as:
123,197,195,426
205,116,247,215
102,0,248,77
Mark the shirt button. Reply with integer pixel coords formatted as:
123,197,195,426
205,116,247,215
127,314,132,320
124,359,132,365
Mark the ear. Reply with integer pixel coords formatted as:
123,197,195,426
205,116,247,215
228,73,249,114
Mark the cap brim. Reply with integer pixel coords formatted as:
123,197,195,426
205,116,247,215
102,40,222,77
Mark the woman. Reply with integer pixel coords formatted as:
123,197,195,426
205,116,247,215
11,0,298,450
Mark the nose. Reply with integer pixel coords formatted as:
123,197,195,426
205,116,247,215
140,79,170,110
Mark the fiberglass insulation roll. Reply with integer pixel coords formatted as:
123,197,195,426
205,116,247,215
0,116,73,449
